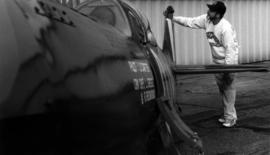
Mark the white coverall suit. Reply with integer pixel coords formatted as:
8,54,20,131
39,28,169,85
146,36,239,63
172,14,239,120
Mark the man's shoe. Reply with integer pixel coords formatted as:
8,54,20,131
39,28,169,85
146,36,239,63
218,117,225,123
222,118,237,127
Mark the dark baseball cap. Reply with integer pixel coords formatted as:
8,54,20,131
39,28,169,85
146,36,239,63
207,1,226,15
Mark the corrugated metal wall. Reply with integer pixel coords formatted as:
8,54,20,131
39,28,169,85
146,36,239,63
130,0,270,65
72,0,270,65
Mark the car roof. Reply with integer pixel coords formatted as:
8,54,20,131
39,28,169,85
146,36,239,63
75,0,132,36
118,0,150,30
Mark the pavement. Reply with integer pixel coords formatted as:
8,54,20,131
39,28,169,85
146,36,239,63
175,61,270,155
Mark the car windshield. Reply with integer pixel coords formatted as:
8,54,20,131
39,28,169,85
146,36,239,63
76,0,131,36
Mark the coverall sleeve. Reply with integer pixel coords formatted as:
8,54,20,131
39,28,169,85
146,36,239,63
172,14,207,29
222,27,239,64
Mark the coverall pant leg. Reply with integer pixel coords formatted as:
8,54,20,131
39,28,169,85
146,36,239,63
215,73,237,120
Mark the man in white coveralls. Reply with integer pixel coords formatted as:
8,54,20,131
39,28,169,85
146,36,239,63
164,1,239,127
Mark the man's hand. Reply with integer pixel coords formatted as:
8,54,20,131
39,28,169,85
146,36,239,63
163,5,174,19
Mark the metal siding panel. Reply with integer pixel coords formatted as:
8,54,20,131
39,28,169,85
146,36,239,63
247,0,252,63
260,0,265,62
258,0,262,61
266,0,270,60
251,0,256,62
177,1,185,64
244,0,250,63
237,0,244,64
182,1,190,65
261,0,266,61
263,0,270,61
191,1,197,65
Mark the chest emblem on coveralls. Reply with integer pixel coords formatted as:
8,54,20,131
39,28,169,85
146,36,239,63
206,32,223,47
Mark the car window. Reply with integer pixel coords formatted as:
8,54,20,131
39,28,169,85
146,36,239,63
121,4,146,43
76,0,131,36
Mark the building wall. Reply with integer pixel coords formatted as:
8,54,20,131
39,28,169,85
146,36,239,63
130,0,270,65
71,0,270,65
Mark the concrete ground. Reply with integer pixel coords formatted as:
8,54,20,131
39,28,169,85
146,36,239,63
175,61,270,155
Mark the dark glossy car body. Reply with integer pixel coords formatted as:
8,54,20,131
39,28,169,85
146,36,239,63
0,0,181,154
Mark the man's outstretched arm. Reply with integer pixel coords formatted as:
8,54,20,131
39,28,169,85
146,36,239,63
163,6,206,29
172,14,207,29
